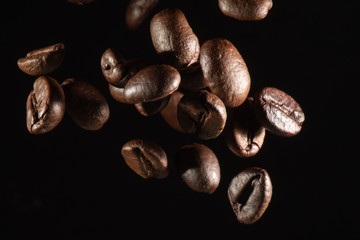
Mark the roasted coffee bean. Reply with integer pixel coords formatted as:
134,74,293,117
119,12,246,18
126,0,160,31
200,38,251,108
135,96,170,117
26,76,65,134
253,87,305,137
67,0,95,5
17,43,65,76
179,62,207,91
150,8,200,70
225,97,266,158
228,167,272,224
160,91,185,132
121,139,169,179
177,90,227,140
175,143,220,194
61,78,110,131
124,64,181,104
108,83,128,103
218,0,273,21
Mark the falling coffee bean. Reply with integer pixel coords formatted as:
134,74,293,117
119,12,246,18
17,43,65,76
177,90,227,140
218,0,273,21
200,38,251,108
160,91,185,133
121,139,169,179
225,97,266,158
253,87,305,137
175,143,220,194
26,75,65,134
135,96,170,117
126,0,160,31
228,167,272,224
61,78,110,131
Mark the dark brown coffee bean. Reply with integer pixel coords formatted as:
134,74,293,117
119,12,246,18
253,87,305,137
124,64,181,104
218,0,273,21
228,167,272,224
61,78,110,131
67,0,95,5
200,38,251,108
17,43,65,76
160,91,185,132
135,95,170,117
126,0,160,31
225,97,266,158
150,8,200,70
177,90,227,140
121,139,169,179
175,143,220,194
108,83,128,103
179,62,208,91
26,76,65,134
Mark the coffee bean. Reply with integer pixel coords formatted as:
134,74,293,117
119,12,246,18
225,97,266,158
253,87,305,137
26,76,65,134
121,139,169,179
126,0,160,31
61,78,110,131
124,64,181,104
200,38,251,108
177,90,227,140
17,43,65,76
150,8,200,70
135,96,170,117
160,91,185,133
179,62,207,91
218,0,273,21
175,143,220,194
67,0,95,5
108,83,128,103
228,167,272,224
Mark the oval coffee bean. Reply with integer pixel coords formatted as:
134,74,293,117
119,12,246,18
200,38,251,108
160,91,185,133
225,97,266,158
135,95,170,117
150,8,200,70
175,143,220,194
61,78,110,131
218,0,273,21
177,90,227,140
253,87,305,137
126,0,160,31
121,139,169,179
228,167,272,224
26,76,65,134
18,43,65,76
124,64,181,104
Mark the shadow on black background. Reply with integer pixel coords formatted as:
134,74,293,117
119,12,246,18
1,0,358,239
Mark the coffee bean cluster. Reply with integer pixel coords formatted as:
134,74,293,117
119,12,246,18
18,0,305,225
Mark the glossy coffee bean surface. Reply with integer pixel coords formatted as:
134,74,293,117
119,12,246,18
18,43,65,76
200,38,250,107
228,167,272,224
62,78,110,131
218,0,273,21
26,76,65,134
121,139,169,179
253,87,305,137
175,143,220,194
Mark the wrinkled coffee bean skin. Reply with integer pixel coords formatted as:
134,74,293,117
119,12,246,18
228,167,272,224
26,76,65,134
253,87,305,137
135,96,170,117
18,43,65,76
200,38,251,108
225,97,266,158
175,143,220,194
160,91,185,132
61,78,110,131
124,64,181,104
218,0,273,21
150,8,200,70
121,139,169,179
126,0,160,31
177,90,227,140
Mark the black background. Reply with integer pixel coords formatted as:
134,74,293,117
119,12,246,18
1,0,358,239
